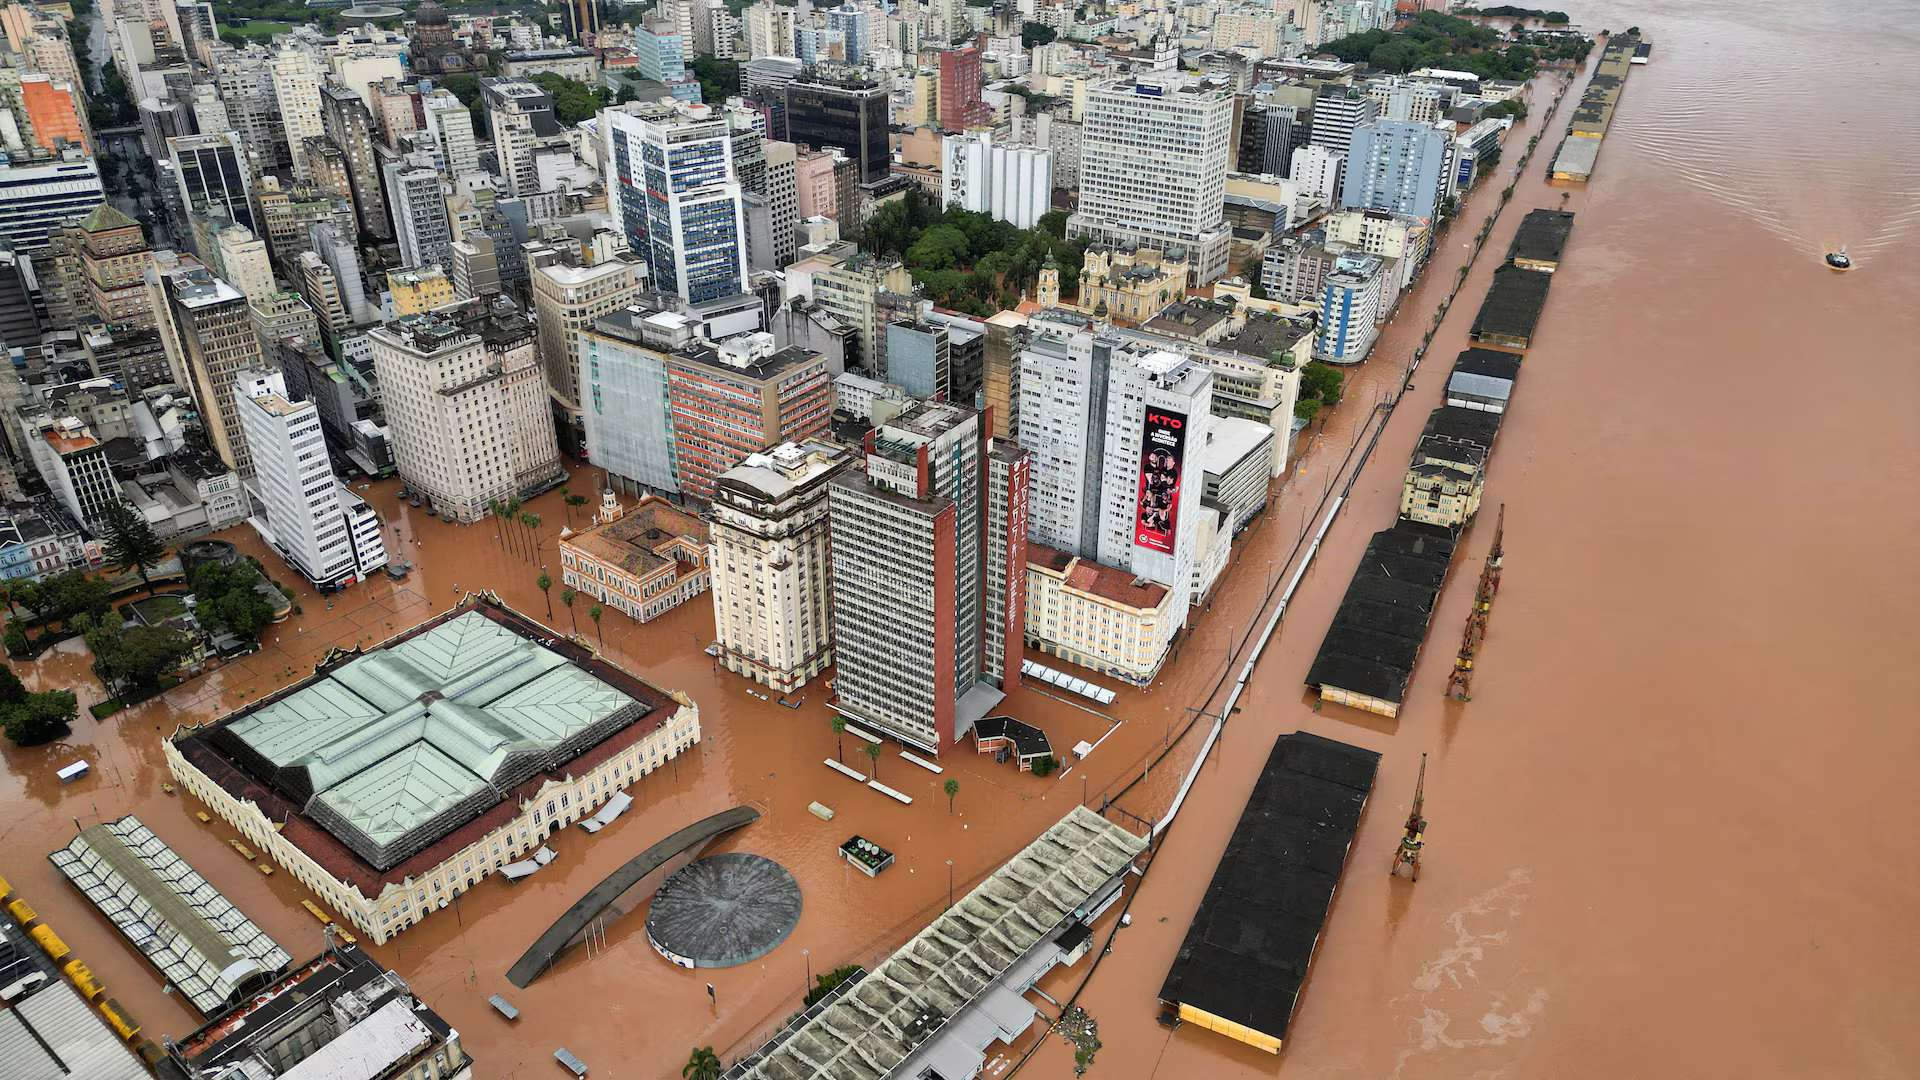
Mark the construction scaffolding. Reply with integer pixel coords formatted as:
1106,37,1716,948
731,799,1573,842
1445,504,1506,702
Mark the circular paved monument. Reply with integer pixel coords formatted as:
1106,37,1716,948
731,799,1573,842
646,854,801,969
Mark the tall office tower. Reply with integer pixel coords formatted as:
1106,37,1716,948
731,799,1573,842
709,440,850,693
665,334,831,501
248,290,321,359
1016,319,1104,555
798,249,912,372
216,57,284,167
822,5,871,65
482,78,556,198
941,131,1052,229
578,306,691,496
1239,101,1296,176
319,83,392,239
1289,143,1345,204
385,160,453,271
212,225,274,303
748,139,798,271
448,232,499,300
368,306,563,522
272,49,327,182
152,264,264,477
602,103,749,304
745,1,797,58
636,21,698,102
704,1,739,60
659,0,697,51
827,402,1027,752
309,222,374,324
22,414,122,529
1341,118,1451,221
564,0,601,43
981,309,1025,441
981,441,1030,694
165,132,255,234
0,148,101,256
75,204,157,331
785,77,890,184
1309,83,1377,155
421,89,480,178
885,319,951,400
298,250,352,330
935,44,987,132
372,78,421,146
794,149,837,219
1314,251,1386,364
1068,74,1235,284
235,369,386,587
530,245,648,448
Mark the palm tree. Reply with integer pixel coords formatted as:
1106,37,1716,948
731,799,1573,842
101,500,166,594
561,587,577,630
588,603,603,644
488,501,504,546
830,715,846,762
505,495,524,555
565,492,589,522
522,512,542,559
863,740,880,780
683,1046,722,1080
944,777,959,814
536,573,553,619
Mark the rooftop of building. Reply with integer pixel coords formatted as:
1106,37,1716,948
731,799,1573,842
563,495,710,581
1305,523,1457,704
0,980,150,1080
1215,311,1312,364
1451,347,1523,383
671,340,825,383
1470,261,1554,339
1422,404,1503,450
1507,207,1575,264
1026,541,1170,611
715,441,851,503
1203,416,1276,475
1139,302,1228,341
1157,732,1380,1043
172,599,683,890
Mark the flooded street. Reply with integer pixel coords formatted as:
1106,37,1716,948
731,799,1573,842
3,1,1915,1076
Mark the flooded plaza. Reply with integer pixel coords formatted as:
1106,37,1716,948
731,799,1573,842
4,1,1918,1077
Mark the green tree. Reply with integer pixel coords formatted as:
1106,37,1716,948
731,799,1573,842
690,56,741,104
683,1046,722,1080
439,73,482,105
1302,362,1344,409
0,663,26,705
1021,21,1057,47
40,571,113,632
1031,754,1059,777
863,740,880,779
536,573,554,619
1248,277,1268,300
4,622,26,656
527,72,605,125
1,687,77,745
95,623,194,696
561,587,578,630
100,501,167,594
944,777,959,813
522,513,542,559
830,715,846,762
190,562,276,645
588,603,603,643
905,224,971,271
804,964,863,1007
564,492,589,522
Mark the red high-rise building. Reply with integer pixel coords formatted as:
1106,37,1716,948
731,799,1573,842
665,336,833,502
937,46,989,132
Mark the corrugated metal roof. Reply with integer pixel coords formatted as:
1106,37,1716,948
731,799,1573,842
0,982,149,1080
1447,371,1513,402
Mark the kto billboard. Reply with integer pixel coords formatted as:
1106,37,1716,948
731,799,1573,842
1133,405,1187,554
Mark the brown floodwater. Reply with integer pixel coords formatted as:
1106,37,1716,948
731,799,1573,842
3,5,1915,1076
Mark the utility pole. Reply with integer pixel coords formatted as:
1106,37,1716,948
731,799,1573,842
1445,504,1506,701
1390,754,1428,882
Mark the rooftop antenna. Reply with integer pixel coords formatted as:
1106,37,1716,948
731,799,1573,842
1390,753,1427,882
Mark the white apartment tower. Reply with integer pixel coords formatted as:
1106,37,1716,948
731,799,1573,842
1068,73,1234,283
941,131,1052,230
270,48,326,183
709,441,851,693
422,89,481,178
235,369,387,587
385,160,454,272
602,103,748,305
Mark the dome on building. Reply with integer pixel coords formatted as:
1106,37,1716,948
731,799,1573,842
414,0,450,27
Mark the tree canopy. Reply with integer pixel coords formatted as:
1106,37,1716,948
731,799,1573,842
527,72,611,126
0,664,77,746
101,501,167,592
691,57,741,105
190,561,277,646
1322,10,1548,79
862,192,1086,316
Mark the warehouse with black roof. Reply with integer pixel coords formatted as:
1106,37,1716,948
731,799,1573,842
1508,209,1576,271
1470,263,1554,350
1306,523,1457,716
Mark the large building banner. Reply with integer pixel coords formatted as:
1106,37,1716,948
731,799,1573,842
1134,405,1187,554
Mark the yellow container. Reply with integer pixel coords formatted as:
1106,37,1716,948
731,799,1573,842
0,870,13,902
63,959,106,1002
7,897,38,926
30,925,70,962
101,998,142,1041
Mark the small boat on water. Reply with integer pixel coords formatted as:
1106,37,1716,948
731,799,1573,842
1825,249,1851,270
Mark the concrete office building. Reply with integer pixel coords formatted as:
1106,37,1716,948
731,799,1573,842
710,440,850,693
386,160,454,272
421,87,481,177
785,76,889,183
236,369,387,588
482,78,557,198
941,131,1052,230
529,244,649,444
212,225,275,304
1342,118,1451,221
166,132,255,236
936,44,987,132
748,139,799,271
1069,74,1235,284
1289,143,1345,206
166,599,702,943
153,264,263,477
665,334,832,502
368,306,564,522
827,402,1028,753
319,84,392,239
1308,83,1378,154
603,103,749,305
270,48,327,182
1314,252,1387,364
1024,542,1177,686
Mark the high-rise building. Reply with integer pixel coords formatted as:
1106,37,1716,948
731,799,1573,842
212,226,274,304
236,369,387,587
20,414,122,529
1289,143,1345,205
635,21,698,101
368,305,564,522
827,402,1028,752
319,84,392,239
935,44,987,132
1341,118,1451,221
1308,83,1377,155
747,139,799,271
421,88,481,178
822,5,871,65
152,264,264,477
785,77,890,184
564,0,601,43
744,2,797,59
216,55,283,167
529,245,649,439
941,131,1052,229
709,440,850,693
74,204,157,331
791,246,912,371
1314,251,1387,364
0,148,103,255
271,48,327,183
1068,74,1234,283
602,103,749,305
481,77,556,198
385,160,454,271
578,305,693,496
665,334,831,501
449,232,500,300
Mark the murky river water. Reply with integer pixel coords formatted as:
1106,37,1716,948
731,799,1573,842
3,2,1915,1076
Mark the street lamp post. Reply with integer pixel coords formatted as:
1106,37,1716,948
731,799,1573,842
803,948,811,998
946,860,953,910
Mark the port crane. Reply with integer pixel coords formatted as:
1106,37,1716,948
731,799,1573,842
1390,754,1428,882
1445,504,1506,701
